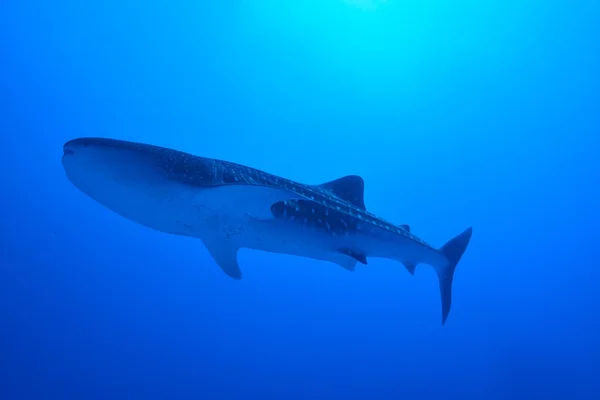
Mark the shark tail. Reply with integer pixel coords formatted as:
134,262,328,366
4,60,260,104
436,227,473,325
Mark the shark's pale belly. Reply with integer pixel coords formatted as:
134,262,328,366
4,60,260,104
175,185,443,269
178,185,359,265
77,178,338,256
66,163,443,270
97,182,374,267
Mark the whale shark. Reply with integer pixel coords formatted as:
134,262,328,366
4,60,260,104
61,137,473,324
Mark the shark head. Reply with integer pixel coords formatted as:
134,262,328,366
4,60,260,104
61,137,222,232
62,136,224,190
62,137,172,200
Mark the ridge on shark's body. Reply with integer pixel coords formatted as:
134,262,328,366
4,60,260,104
61,137,473,325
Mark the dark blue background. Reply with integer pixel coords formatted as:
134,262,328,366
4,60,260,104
1,1,599,398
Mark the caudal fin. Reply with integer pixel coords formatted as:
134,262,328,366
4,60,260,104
437,227,473,325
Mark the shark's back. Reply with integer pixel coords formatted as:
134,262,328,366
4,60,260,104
75,137,307,190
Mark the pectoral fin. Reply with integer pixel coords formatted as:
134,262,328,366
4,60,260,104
201,236,242,279
332,256,357,271
403,262,417,275
338,248,367,265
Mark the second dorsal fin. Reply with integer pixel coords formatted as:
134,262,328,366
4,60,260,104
318,175,366,210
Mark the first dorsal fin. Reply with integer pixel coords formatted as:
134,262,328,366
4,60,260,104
318,175,366,210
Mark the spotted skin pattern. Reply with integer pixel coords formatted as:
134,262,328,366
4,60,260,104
73,138,434,249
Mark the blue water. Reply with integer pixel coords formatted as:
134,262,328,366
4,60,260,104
1,0,599,398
